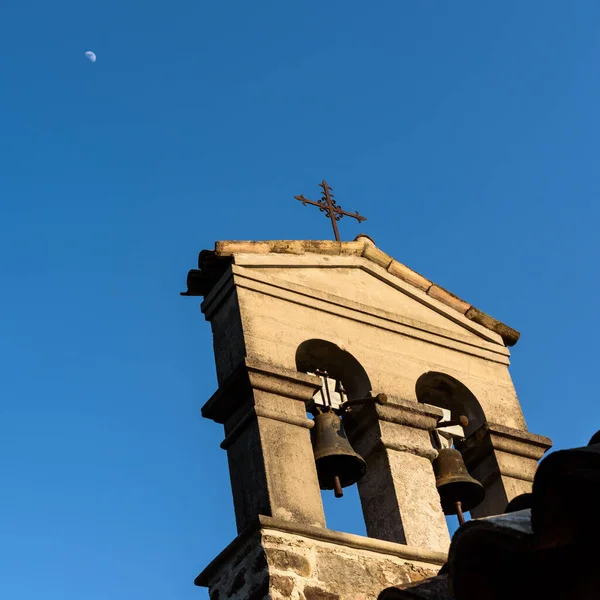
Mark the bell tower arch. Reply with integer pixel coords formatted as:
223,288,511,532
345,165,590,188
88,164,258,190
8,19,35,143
296,338,372,401
182,236,552,600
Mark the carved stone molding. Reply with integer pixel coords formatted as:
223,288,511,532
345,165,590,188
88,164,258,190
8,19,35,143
202,357,322,424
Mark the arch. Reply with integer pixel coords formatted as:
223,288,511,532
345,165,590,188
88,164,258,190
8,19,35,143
415,372,486,437
295,339,372,400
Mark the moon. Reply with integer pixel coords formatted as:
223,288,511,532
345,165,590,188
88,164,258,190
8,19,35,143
85,51,96,63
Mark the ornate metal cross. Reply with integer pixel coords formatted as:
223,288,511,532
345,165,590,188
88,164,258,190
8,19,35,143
294,180,367,242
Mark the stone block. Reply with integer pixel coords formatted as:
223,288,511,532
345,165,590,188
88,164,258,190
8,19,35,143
303,586,341,600
315,548,369,590
267,548,313,577
271,574,296,596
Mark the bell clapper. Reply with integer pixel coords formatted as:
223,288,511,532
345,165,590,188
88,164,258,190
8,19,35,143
334,476,343,498
455,501,465,526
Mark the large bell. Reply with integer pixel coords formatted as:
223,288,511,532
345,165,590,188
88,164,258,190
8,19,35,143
433,448,485,515
311,410,367,498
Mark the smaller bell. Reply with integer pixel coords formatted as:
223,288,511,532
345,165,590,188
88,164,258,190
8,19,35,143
311,410,367,498
433,448,485,518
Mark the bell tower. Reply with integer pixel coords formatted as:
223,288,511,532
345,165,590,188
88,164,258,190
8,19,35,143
182,235,551,600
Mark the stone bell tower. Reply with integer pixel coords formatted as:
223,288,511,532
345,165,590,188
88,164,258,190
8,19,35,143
182,235,551,600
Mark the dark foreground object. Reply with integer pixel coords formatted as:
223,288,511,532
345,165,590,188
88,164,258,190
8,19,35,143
379,431,600,600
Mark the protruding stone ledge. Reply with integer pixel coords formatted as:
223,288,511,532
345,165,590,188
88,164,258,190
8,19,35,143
351,398,444,437
258,515,447,564
378,400,444,430
348,398,443,461
202,358,322,424
460,422,552,463
195,515,448,587
221,405,314,449
478,464,538,486
487,423,552,460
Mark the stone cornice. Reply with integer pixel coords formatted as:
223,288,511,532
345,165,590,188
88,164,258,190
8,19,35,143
195,515,448,586
460,422,552,485
486,422,553,460
377,399,445,430
201,358,322,424
349,399,444,461
350,398,443,434
461,422,553,461
220,404,314,450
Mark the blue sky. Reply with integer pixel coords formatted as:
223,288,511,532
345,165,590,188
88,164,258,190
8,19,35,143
1,1,600,598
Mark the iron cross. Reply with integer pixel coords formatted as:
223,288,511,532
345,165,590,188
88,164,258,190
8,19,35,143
294,180,367,242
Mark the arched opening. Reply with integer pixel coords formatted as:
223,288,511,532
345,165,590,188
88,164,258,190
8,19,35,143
416,372,487,534
296,339,372,401
295,339,371,536
416,372,486,437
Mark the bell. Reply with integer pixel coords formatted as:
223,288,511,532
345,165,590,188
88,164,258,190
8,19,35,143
311,410,367,498
433,448,485,516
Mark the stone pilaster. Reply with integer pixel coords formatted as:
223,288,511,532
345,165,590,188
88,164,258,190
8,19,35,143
202,358,326,532
459,422,552,517
346,398,450,554
195,516,446,600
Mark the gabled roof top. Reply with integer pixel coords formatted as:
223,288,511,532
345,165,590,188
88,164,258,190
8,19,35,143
182,234,519,346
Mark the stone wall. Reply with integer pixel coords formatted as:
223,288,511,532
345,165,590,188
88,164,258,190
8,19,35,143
198,518,444,600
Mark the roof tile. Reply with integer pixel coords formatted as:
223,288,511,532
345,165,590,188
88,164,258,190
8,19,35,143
363,244,394,269
387,260,432,293
428,285,470,316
